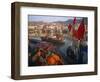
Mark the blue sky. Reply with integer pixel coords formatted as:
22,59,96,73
28,15,81,22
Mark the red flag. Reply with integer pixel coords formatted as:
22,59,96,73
73,17,76,24
68,24,72,31
72,17,77,38
76,19,85,40
72,28,77,38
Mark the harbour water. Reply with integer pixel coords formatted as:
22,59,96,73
28,36,88,66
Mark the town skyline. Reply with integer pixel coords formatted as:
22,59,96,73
28,15,83,23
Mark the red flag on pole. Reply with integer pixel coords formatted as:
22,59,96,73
72,28,77,38
73,17,76,25
68,24,72,31
75,19,85,40
72,17,77,38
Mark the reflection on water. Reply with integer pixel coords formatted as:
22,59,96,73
28,36,88,66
